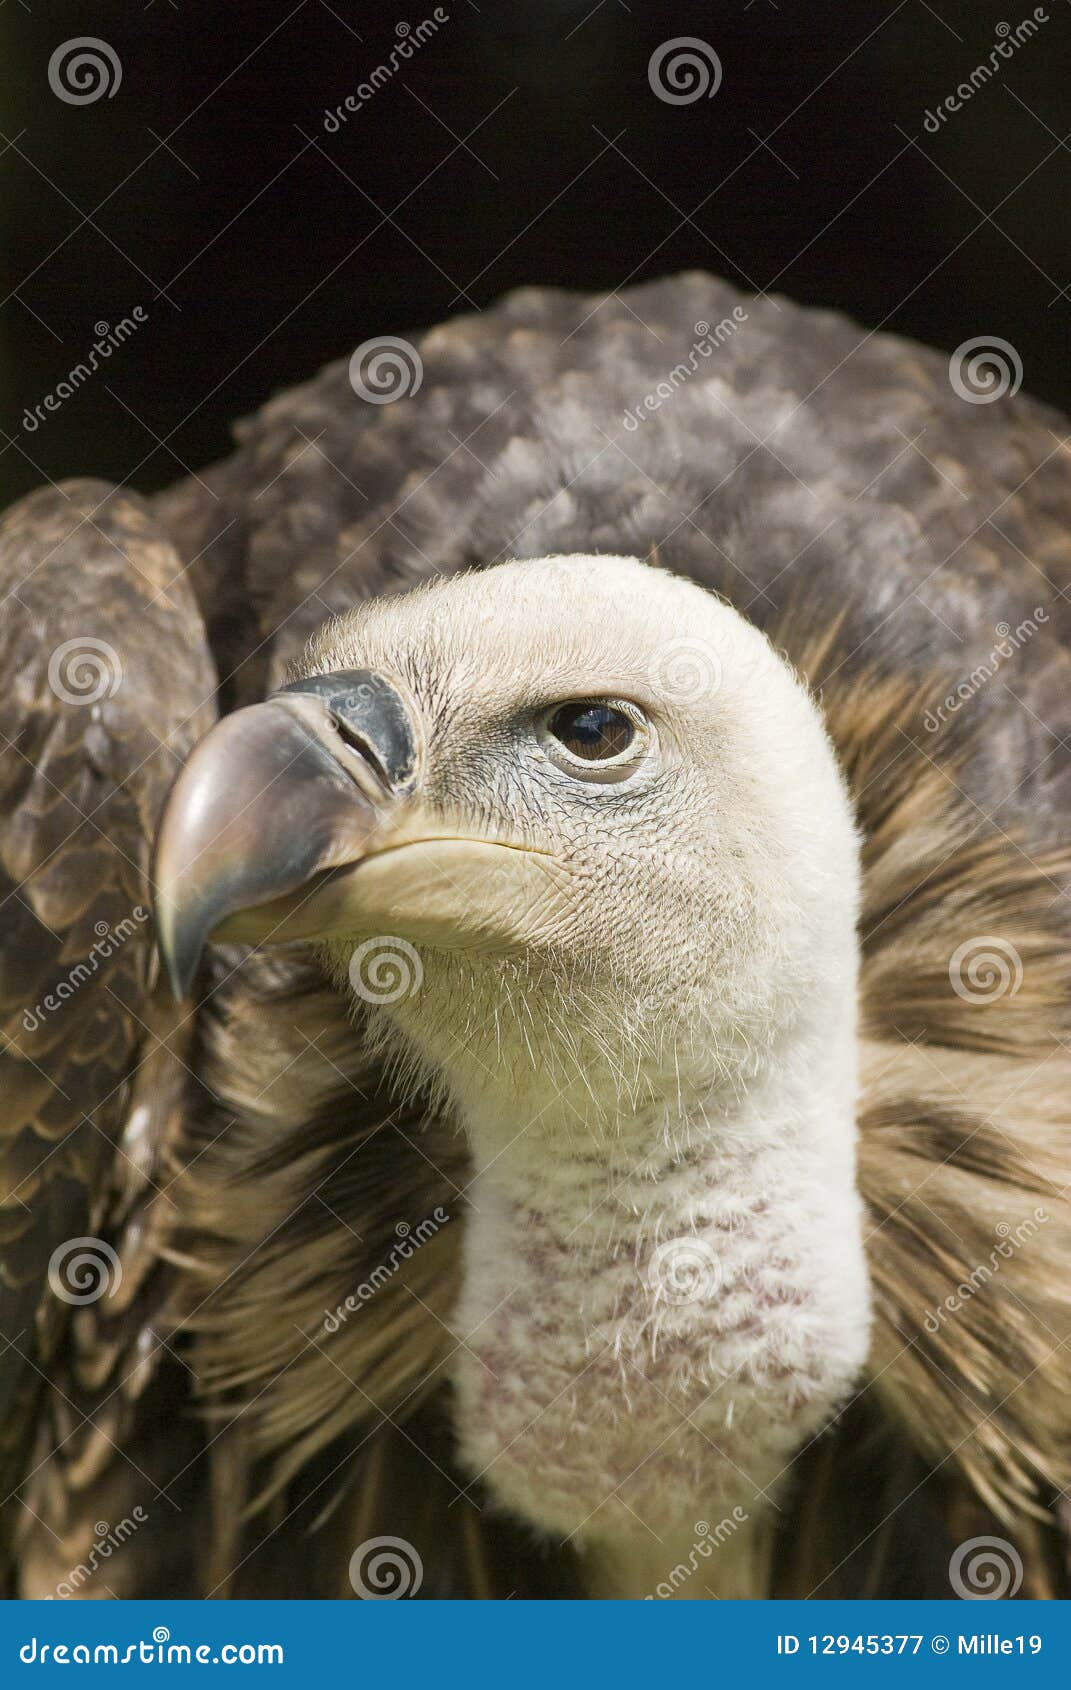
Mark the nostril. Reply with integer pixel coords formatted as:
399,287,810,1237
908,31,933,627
275,669,418,789
330,712,392,790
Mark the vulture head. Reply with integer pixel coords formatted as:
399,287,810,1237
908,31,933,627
155,552,869,1588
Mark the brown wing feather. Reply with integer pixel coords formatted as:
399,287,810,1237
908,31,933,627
0,480,216,1593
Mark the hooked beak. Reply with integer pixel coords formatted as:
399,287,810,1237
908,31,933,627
152,670,419,998
155,668,566,1002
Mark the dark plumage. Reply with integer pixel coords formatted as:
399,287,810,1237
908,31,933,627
2,273,1071,1598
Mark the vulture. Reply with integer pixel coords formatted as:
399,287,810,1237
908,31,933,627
2,272,1071,1602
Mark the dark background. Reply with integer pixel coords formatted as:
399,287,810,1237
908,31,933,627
4,1,1069,507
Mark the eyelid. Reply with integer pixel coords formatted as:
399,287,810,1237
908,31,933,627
542,697,647,733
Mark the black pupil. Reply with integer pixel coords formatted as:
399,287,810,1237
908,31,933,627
549,702,634,762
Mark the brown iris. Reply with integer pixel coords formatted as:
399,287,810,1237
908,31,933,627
547,702,635,762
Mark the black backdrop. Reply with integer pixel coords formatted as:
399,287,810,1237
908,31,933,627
5,1,1069,507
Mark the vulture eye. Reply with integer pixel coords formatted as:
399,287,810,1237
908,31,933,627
548,702,634,761
540,700,649,782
